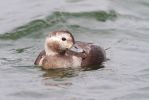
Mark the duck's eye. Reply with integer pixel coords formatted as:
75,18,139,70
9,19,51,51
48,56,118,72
62,37,66,41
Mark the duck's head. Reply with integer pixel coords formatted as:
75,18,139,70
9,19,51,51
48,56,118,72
45,30,75,55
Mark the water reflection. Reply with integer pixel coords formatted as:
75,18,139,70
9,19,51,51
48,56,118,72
41,66,104,88
41,68,79,88
42,68,81,79
42,65,104,79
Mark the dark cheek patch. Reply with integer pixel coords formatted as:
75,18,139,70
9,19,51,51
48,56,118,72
48,42,60,52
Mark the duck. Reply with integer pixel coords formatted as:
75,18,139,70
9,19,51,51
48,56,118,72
34,30,106,69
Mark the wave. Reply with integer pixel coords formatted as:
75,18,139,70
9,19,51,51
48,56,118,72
0,10,117,40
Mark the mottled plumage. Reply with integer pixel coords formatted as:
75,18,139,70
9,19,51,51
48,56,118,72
34,30,106,69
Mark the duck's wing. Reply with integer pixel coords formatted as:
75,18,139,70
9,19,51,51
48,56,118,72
74,41,106,68
66,41,92,60
34,50,46,65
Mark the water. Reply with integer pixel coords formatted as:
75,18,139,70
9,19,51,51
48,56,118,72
0,0,149,100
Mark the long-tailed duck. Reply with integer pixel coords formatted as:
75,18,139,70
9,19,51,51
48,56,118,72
34,30,106,69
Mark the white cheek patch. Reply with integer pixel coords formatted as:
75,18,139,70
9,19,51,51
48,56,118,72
55,35,72,49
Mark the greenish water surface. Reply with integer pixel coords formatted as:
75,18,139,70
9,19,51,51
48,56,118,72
0,0,149,100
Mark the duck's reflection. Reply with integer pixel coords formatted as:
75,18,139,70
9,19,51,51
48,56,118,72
42,65,104,79
41,68,81,87
41,66,104,87
42,68,81,78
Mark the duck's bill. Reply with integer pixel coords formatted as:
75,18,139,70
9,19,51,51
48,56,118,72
70,44,84,53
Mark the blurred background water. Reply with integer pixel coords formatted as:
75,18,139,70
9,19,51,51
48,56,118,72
0,0,149,100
